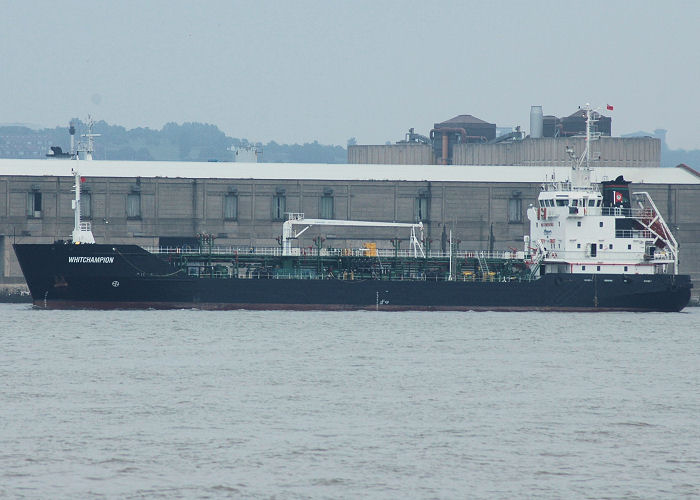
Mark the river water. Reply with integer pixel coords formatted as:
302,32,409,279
1,305,699,499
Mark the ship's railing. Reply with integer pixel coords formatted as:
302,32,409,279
615,229,653,239
267,272,536,283
79,221,92,231
145,245,527,261
542,183,599,193
601,207,653,218
146,246,284,256
651,251,674,261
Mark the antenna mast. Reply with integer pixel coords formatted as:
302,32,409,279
78,115,101,160
571,103,597,189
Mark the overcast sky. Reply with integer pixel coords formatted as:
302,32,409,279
1,0,698,149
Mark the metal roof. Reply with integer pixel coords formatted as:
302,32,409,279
0,158,698,185
565,109,608,119
436,115,493,126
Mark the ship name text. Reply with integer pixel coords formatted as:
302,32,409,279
67,256,115,264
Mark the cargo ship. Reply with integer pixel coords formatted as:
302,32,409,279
12,108,693,311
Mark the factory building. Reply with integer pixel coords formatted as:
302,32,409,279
1,159,699,302
348,106,659,167
431,115,497,165
452,136,660,168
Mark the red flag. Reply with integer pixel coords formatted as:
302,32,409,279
606,104,614,111
613,191,623,204
80,177,86,183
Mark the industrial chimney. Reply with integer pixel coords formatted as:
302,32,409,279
530,106,543,139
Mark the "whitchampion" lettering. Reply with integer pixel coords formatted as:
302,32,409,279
67,256,115,264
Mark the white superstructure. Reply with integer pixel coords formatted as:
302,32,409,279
527,105,678,276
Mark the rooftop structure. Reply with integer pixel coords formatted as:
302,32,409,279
1,159,698,184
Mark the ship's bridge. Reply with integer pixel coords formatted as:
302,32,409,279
537,191,603,209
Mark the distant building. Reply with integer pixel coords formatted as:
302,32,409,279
0,133,53,159
431,115,497,165
349,107,658,167
232,145,261,163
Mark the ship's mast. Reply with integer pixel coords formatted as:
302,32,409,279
70,158,95,244
70,118,97,244
571,103,597,189
73,165,81,235
77,115,101,161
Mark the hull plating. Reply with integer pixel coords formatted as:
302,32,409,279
14,243,692,312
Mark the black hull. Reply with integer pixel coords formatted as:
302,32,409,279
13,243,693,312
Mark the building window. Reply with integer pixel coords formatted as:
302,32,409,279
272,194,286,220
320,195,334,219
508,198,522,223
81,192,92,218
224,194,238,220
415,196,429,221
127,192,141,218
27,191,42,217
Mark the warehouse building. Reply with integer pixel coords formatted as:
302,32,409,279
1,159,699,302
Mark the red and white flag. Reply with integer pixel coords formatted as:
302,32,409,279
613,191,623,204
606,104,614,111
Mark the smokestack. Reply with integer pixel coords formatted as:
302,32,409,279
530,106,543,139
